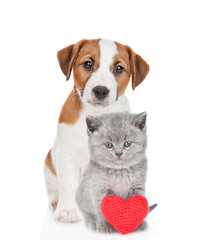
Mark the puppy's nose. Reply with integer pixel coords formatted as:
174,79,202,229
93,86,109,100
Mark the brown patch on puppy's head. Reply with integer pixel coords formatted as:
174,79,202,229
112,42,131,96
57,39,86,80
57,39,100,92
114,42,150,94
73,39,100,91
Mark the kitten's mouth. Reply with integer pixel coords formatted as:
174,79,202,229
115,157,123,161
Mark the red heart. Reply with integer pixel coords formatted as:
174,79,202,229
101,195,149,234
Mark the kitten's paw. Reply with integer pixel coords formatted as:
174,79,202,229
97,222,116,233
54,207,81,223
135,221,148,232
84,214,97,231
86,220,97,231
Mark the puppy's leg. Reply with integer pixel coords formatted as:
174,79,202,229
44,149,58,209
54,150,81,223
44,164,58,208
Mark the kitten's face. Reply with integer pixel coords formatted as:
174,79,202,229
86,112,147,169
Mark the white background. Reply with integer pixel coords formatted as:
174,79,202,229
0,0,205,239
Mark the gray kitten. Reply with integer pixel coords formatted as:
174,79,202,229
76,112,156,233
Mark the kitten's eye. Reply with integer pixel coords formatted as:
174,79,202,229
114,65,124,74
105,142,113,149
124,141,132,147
83,60,93,70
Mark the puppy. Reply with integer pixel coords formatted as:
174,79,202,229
44,39,149,223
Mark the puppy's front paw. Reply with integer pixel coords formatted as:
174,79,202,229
54,207,81,223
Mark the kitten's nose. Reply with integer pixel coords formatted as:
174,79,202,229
115,151,123,157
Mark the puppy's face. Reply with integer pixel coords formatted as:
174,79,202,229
57,39,149,108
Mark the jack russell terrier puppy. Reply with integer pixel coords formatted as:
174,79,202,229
44,39,149,223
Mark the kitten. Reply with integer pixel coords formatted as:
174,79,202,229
76,112,156,233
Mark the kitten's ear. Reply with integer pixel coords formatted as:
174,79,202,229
86,116,101,136
132,112,147,131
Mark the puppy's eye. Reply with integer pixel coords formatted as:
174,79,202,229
83,61,93,70
115,65,124,74
105,142,113,149
124,141,132,147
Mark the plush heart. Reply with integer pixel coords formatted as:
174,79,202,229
101,194,149,234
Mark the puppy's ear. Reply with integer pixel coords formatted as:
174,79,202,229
86,115,101,136
127,46,150,90
57,39,87,80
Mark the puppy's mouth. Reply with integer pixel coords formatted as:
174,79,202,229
80,86,118,109
86,100,110,108
77,88,108,107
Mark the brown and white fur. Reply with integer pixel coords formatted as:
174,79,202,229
44,39,149,223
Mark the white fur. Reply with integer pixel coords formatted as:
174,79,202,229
44,39,131,223
44,164,58,207
83,39,118,107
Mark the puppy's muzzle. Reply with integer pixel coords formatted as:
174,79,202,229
93,86,110,100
